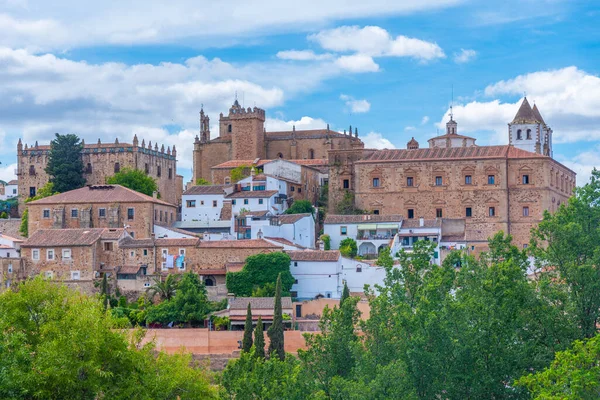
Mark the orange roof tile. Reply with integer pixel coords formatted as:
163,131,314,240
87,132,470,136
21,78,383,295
28,185,175,207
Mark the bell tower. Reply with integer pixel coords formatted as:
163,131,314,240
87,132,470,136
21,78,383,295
220,99,266,160
200,108,210,143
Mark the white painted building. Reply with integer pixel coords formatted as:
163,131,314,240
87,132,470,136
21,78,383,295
390,218,443,265
0,180,18,201
153,224,198,239
251,213,316,249
0,232,22,258
181,185,231,222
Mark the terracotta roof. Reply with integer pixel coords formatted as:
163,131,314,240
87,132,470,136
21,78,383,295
401,219,442,229
427,132,477,141
27,185,175,207
101,228,125,240
288,159,328,166
197,239,283,249
252,174,267,181
22,228,106,247
226,190,279,199
441,235,466,242
183,185,228,196
154,223,201,238
7,180,17,185
118,237,155,248
324,214,403,224
511,97,540,124
506,146,547,159
274,213,312,224
287,250,340,262
118,265,143,274
264,237,303,248
155,238,200,247
240,209,271,217
229,297,293,310
0,219,25,240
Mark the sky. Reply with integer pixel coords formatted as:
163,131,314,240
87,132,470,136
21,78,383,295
0,0,598,185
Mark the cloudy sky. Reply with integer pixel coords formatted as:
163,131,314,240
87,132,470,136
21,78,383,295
0,0,598,184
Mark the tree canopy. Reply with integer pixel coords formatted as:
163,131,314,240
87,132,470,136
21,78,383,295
45,133,86,193
226,252,294,297
285,199,314,215
107,168,159,197
339,237,358,259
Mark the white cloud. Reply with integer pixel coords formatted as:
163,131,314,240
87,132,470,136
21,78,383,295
0,1,462,50
453,48,477,63
404,126,416,131
335,54,379,72
340,94,371,113
558,146,600,187
265,116,328,132
421,116,429,125
310,25,445,61
362,132,396,149
276,50,332,61
0,162,17,183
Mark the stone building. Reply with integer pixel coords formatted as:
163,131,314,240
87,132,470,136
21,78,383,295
17,135,183,206
26,185,177,239
328,99,576,250
192,101,363,183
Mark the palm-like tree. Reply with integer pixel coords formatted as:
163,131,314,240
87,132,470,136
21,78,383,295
146,274,179,301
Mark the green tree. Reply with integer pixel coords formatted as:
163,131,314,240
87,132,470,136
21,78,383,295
0,211,7,219
317,183,329,208
0,277,216,399
285,199,314,215
268,274,285,361
226,252,294,297
195,178,211,185
335,190,362,215
375,247,394,269
242,303,254,353
320,234,331,250
339,237,358,259
45,133,86,193
100,272,110,310
254,316,265,359
340,281,350,305
107,168,159,197
19,182,56,237
146,274,179,301
230,165,251,183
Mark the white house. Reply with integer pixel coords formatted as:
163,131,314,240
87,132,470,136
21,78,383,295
0,232,22,258
323,214,403,258
181,185,231,222
390,218,443,265
0,180,18,201
250,213,315,249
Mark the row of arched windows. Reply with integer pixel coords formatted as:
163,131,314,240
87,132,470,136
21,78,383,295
516,129,532,140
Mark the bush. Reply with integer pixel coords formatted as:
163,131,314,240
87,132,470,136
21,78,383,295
339,238,358,258
226,252,294,297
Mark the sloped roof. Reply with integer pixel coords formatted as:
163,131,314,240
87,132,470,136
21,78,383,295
226,190,279,199
118,237,155,248
229,297,293,310
155,238,200,247
511,97,540,124
27,185,175,207
22,228,106,247
401,219,442,229
324,214,403,224
100,228,125,240
183,185,228,196
0,219,25,240
532,104,546,125
118,265,143,274
212,158,328,169
287,250,340,262
274,213,312,224
7,180,17,185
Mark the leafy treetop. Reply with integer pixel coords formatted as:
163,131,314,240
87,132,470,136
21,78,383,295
107,168,159,197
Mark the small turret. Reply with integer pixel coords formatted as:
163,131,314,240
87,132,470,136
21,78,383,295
115,138,119,144
141,139,145,148
148,141,152,150
81,139,85,146
354,127,358,138
407,137,419,150
160,144,165,153
35,141,38,148
24,144,28,150
167,146,171,155
17,138,22,152
154,143,158,151
172,145,177,158
97,138,101,145
133,134,138,147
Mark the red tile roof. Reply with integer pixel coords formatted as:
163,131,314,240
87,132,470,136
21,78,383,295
100,228,125,240
155,238,200,247
226,190,279,199
183,185,228,195
7,180,17,185
287,250,340,262
28,185,175,206
22,228,107,247
0,219,26,240
401,219,442,229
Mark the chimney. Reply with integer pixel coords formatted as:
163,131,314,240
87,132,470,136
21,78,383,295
152,191,158,199
419,217,424,227
257,228,263,239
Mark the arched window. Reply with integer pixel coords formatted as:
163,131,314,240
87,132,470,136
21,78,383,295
204,276,215,287
309,149,315,159
224,177,231,184
516,129,522,140
277,153,283,159
29,165,36,176
526,129,532,140
114,163,120,173
228,124,232,133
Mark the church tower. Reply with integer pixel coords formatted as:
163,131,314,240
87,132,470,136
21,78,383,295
219,99,266,160
508,97,552,156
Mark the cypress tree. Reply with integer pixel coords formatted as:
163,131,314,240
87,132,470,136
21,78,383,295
254,316,265,359
45,133,86,193
100,273,110,310
341,281,350,305
267,273,285,360
242,303,253,352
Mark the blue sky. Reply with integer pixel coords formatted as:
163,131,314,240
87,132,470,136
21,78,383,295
0,0,598,184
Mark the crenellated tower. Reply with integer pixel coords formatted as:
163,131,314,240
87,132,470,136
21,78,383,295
219,99,266,160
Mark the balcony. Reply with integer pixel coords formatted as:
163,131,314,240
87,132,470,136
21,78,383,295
356,230,397,241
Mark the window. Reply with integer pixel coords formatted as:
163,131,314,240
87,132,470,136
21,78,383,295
526,129,532,140
356,266,362,273
145,163,149,174
99,208,106,218
517,129,522,140
127,208,134,220
488,175,495,185
258,199,264,205
157,165,161,177
435,176,443,186
373,209,380,215
7,264,12,273
200,200,205,205
144,282,151,288
343,179,349,189
168,168,172,179
466,207,472,217
294,261,298,267
291,186,295,192
488,207,496,217
213,200,218,207
436,208,443,218
86,163,92,174
294,279,298,284
46,249,55,261
114,163,120,173
340,226,348,236
104,242,113,251
228,124,232,133
29,165,36,175
232,200,236,205
160,210,163,222
465,175,472,185
186,199,196,208
62,249,72,259
372,177,380,187
143,249,148,256
523,206,529,217
43,209,50,219
407,177,414,187
129,251,135,258
204,277,215,287
154,209,157,220
523,244,528,249
130,232,135,238
45,271,54,279
243,199,249,205
296,304,302,318
407,209,415,219
71,209,78,218
29,187,36,197
522,174,530,184
298,188,302,193
309,149,315,159
71,271,80,280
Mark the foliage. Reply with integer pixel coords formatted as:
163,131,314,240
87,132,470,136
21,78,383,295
146,274,179,301
100,273,110,310
230,165,251,183
242,303,253,352
339,237,358,259
254,317,265,359
212,316,230,331
226,252,294,297
517,334,600,399
0,211,7,219
320,234,331,250
268,274,285,361
375,246,394,269
20,182,56,237
285,199,314,215
340,282,350,305
335,190,363,215
195,178,211,185
0,277,216,399
107,168,159,197
45,133,86,193
317,183,329,208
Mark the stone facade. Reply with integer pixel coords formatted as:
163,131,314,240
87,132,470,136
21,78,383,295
192,101,363,183
17,135,183,207
328,101,575,250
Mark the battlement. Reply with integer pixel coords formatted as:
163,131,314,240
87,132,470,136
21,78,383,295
219,100,266,122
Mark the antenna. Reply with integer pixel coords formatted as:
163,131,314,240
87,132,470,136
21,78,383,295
235,91,238,101
450,84,454,120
